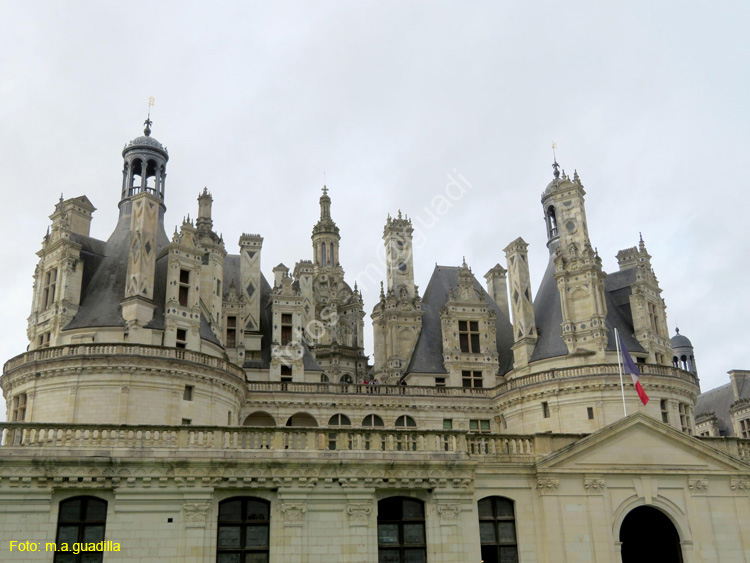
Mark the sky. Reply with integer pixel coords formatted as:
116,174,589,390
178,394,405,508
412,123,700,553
1,1,748,405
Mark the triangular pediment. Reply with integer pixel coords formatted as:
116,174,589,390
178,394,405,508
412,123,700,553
537,412,750,473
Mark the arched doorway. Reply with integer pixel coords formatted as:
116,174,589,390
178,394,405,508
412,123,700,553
620,506,683,563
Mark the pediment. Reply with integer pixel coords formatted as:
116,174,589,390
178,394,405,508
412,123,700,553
537,412,750,473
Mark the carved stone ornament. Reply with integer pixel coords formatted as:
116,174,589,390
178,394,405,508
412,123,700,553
536,477,560,494
347,503,372,526
730,478,750,492
281,503,307,525
183,503,210,528
583,478,606,492
437,504,461,524
688,479,708,492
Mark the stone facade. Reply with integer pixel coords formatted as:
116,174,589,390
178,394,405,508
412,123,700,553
2,124,749,562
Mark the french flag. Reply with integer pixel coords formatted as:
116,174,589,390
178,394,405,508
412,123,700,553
618,334,649,405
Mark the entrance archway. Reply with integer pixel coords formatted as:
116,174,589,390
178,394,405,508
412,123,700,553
620,506,683,562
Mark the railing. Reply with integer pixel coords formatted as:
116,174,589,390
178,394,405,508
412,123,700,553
247,381,494,397
3,344,245,379
0,423,536,459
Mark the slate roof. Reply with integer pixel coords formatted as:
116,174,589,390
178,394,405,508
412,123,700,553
405,266,515,376
695,383,735,436
63,203,220,346
529,244,646,362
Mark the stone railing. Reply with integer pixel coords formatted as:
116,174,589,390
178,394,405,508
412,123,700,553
0,423,535,460
3,344,246,379
697,435,750,462
498,363,699,393
247,381,494,397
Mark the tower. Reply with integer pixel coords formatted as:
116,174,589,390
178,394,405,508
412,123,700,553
383,210,417,299
503,238,537,369
542,165,608,356
120,118,170,335
312,186,340,271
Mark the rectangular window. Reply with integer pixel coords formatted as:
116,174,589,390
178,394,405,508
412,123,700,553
587,407,594,420
462,370,483,388
227,411,232,426
459,320,481,353
740,419,750,439
280,365,292,382
181,418,192,425
178,269,190,307
435,377,446,387
12,393,27,422
470,419,490,433
679,403,692,434
183,385,194,401
216,279,221,296
226,315,237,348
649,302,659,334
661,399,670,424
443,419,453,430
42,268,58,309
542,401,550,419
176,328,187,349
281,313,293,346
38,332,51,348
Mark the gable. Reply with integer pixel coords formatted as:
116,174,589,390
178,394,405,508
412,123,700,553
537,413,750,473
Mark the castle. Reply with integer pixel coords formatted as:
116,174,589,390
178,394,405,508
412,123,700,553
1,122,749,562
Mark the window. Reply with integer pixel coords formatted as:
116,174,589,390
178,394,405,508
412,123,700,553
280,365,292,382
435,377,446,388
547,206,558,238
227,411,232,425
740,418,750,439
648,302,660,334
54,496,107,563
38,332,51,348
183,385,194,401
176,328,187,349
43,268,58,309
320,373,329,383
462,370,483,388
459,320,480,353
216,279,221,296
587,407,594,420
11,393,27,422
470,419,491,433
328,414,352,450
377,497,426,563
217,497,270,563
542,401,550,419
395,416,417,451
363,414,385,427
226,316,237,348
442,419,453,430
661,400,670,424
478,496,519,563
182,418,192,425
395,415,416,428
178,269,190,307
679,403,692,434
281,313,293,345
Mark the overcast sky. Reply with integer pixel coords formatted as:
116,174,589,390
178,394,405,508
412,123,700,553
2,1,748,407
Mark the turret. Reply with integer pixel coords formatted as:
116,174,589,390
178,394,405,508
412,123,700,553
383,210,417,299
671,328,697,375
541,165,608,356
312,186,340,270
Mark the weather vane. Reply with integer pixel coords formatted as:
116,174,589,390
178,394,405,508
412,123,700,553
552,142,560,178
144,96,155,136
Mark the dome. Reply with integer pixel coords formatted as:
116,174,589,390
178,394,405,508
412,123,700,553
127,135,165,150
670,328,693,349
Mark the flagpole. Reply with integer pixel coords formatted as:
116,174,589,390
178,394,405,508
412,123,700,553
614,327,627,417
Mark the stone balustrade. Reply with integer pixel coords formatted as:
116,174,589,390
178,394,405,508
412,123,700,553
0,422,536,460
2,343,246,379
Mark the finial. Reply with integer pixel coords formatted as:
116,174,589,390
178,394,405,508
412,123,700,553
462,256,467,268
573,169,580,183
380,281,385,299
144,96,155,136
675,327,680,334
552,143,560,179
398,209,402,220
59,193,64,202
322,184,328,197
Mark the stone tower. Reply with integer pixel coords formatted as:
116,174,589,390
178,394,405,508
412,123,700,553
542,165,608,356
371,212,423,383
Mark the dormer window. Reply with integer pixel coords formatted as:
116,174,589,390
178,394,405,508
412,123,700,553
178,269,190,306
42,268,58,309
281,313,293,345
459,321,480,353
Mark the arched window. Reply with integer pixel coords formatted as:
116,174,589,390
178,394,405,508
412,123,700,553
546,206,558,238
478,496,518,563
362,414,384,427
328,413,352,450
243,412,275,427
340,374,353,384
377,497,426,563
395,415,417,451
54,496,108,563
285,412,318,427
680,354,688,371
217,497,270,563
329,414,351,426
672,356,679,368
320,373,330,383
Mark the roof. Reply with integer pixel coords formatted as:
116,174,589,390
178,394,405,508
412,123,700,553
695,383,734,436
405,265,515,376
64,202,219,346
671,330,694,349
530,246,645,363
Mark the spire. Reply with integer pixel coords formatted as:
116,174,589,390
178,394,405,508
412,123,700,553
320,185,331,220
